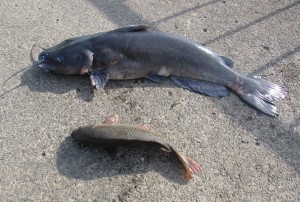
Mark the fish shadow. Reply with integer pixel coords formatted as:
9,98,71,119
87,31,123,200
9,65,94,101
16,64,300,177
56,137,190,184
16,64,177,101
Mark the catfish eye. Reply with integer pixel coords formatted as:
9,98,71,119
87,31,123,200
38,53,49,60
54,57,63,64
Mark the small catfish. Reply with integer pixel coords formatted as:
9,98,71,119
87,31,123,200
37,25,288,116
71,113,201,180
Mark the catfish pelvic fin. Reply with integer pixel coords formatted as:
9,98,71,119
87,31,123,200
145,74,168,83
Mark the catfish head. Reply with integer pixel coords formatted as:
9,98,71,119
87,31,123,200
37,37,93,75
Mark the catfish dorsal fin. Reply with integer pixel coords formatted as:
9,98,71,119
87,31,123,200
111,25,149,33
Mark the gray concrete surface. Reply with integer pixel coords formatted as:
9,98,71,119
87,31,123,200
0,0,299,201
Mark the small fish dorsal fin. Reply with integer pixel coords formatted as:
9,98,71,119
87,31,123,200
111,25,149,33
101,113,119,125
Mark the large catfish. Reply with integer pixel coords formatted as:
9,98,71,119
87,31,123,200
37,25,287,116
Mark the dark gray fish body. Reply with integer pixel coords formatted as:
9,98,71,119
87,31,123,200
38,25,287,116
99,32,235,82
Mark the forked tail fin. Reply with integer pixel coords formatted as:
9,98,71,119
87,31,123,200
170,146,201,180
230,75,288,116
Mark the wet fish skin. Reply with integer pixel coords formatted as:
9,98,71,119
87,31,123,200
38,25,288,116
71,124,201,180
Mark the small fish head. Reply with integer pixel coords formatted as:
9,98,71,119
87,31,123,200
71,127,90,142
71,128,80,139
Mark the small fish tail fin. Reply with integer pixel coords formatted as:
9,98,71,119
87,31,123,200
230,74,288,116
169,146,201,180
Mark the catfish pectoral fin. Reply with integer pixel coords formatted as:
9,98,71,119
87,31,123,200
170,77,232,98
90,69,109,90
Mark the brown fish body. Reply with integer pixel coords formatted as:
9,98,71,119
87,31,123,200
72,124,170,149
71,124,201,180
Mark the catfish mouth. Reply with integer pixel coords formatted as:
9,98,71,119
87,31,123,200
36,52,90,75
37,52,53,72
36,59,52,72
36,59,61,73
36,58,88,75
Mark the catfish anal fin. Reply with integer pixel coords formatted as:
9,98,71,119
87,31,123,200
170,77,232,98
145,74,168,83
